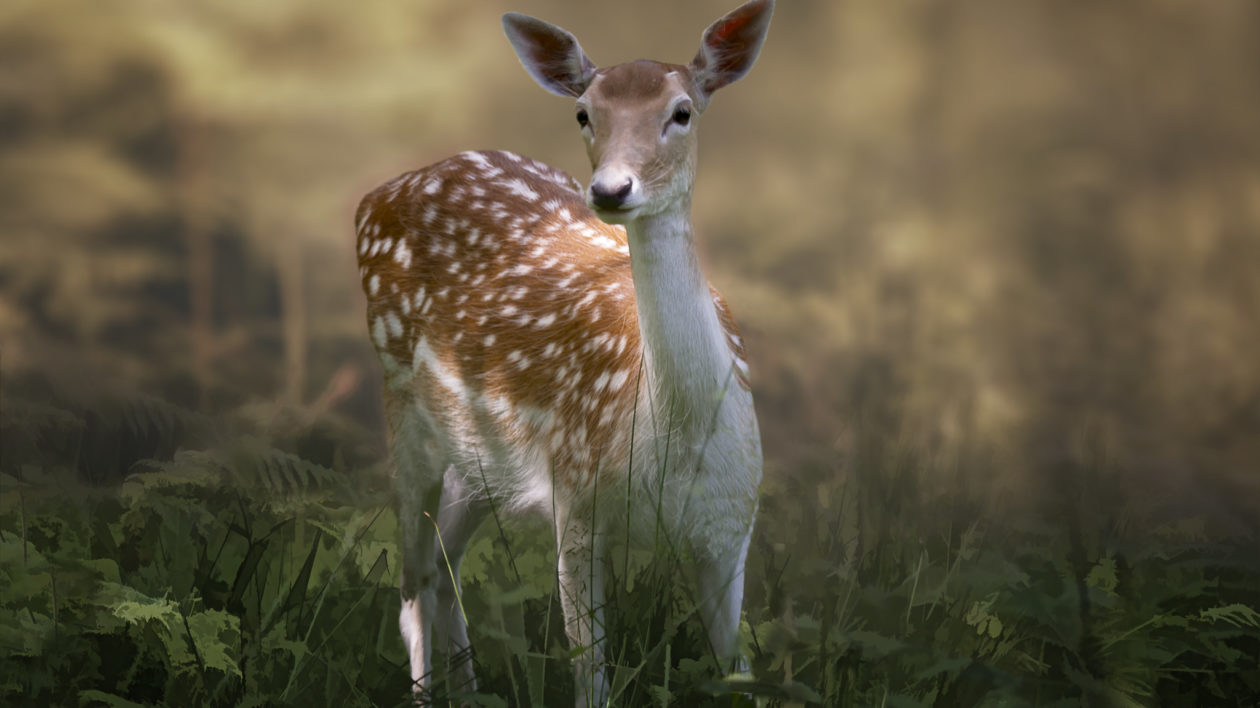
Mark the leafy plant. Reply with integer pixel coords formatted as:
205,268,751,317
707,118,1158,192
3,393,1257,707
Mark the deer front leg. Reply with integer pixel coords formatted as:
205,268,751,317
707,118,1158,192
696,529,753,675
555,512,608,707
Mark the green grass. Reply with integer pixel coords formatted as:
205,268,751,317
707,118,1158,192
1,393,1257,707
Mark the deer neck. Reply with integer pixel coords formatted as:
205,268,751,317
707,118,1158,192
625,204,735,435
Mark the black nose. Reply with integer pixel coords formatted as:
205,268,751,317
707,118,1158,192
590,179,633,210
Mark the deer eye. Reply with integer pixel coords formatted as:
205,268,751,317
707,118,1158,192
576,109,589,128
672,107,691,126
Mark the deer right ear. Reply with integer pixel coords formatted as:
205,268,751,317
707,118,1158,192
502,13,597,98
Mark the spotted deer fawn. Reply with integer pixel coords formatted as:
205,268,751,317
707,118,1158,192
356,1,772,704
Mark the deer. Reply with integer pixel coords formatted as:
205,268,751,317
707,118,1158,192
355,1,773,704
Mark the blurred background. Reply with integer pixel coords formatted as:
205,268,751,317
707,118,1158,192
3,0,1259,528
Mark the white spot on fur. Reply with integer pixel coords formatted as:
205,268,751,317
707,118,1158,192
385,311,403,339
608,369,630,392
487,393,513,419
462,151,492,171
394,241,413,270
371,317,387,348
598,407,617,428
500,178,538,202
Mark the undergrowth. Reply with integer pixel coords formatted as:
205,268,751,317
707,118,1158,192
1,391,1257,706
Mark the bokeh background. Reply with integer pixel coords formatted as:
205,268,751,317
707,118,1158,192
5,0,1258,521
4,1,1260,704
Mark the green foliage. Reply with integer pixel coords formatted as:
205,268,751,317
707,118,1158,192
743,449,1260,708
3,394,1257,707
1,395,407,707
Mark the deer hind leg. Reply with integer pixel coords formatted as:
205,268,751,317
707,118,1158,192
555,508,609,708
431,465,490,694
391,401,449,700
696,529,753,675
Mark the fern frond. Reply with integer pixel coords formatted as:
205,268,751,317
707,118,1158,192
1197,603,1260,629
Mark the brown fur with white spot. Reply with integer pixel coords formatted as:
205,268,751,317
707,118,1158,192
358,150,747,493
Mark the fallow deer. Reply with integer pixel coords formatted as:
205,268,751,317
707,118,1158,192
356,1,774,703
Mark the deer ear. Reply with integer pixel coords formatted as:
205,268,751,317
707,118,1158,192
688,0,774,106
502,13,598,98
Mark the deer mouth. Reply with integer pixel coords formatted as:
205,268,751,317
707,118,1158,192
590,203,639,224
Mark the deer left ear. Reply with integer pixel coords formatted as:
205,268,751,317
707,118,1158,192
689,0,774,108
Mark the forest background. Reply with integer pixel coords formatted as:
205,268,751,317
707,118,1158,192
2,1,1258,706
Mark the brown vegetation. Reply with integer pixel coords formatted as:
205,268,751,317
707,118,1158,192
4,0,1259,572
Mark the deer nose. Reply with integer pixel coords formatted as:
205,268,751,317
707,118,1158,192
589,177,634,210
